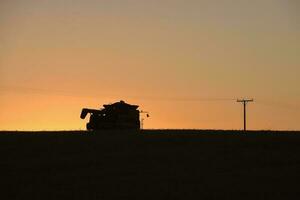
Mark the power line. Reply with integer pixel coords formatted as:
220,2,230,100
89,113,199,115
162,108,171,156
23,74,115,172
255,99,300,111
0,85,235,102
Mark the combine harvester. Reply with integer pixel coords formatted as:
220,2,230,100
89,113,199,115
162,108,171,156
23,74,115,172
80,100,149,130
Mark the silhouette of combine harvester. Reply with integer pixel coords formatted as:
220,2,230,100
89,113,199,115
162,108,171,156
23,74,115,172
80,100,149,130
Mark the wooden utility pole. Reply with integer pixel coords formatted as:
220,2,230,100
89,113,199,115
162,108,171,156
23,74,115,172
237,99,254,131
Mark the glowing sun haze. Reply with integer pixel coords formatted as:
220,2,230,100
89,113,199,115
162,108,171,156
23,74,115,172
1,0,299,130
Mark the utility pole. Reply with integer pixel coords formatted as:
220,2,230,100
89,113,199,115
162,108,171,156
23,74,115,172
237,98,254,131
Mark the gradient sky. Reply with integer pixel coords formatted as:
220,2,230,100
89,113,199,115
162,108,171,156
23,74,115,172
1,0,299,130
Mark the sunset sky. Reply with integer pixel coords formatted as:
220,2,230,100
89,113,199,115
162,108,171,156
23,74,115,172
1,0,299,130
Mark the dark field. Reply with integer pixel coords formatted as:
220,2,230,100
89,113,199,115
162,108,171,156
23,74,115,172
1,130,300,199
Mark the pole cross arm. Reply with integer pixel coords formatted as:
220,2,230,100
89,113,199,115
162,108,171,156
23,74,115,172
237,99,254,103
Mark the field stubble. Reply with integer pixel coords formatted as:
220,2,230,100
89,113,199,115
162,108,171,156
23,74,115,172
0,130,300,199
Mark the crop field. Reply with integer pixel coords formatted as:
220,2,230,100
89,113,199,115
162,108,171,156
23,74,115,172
1,130,300,199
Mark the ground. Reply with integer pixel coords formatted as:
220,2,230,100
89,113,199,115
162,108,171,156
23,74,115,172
1,130,300,199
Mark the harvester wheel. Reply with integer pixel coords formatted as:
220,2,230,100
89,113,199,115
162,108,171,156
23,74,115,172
86,123,93,131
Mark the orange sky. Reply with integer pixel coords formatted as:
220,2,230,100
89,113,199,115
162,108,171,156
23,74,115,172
1,0,299,130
